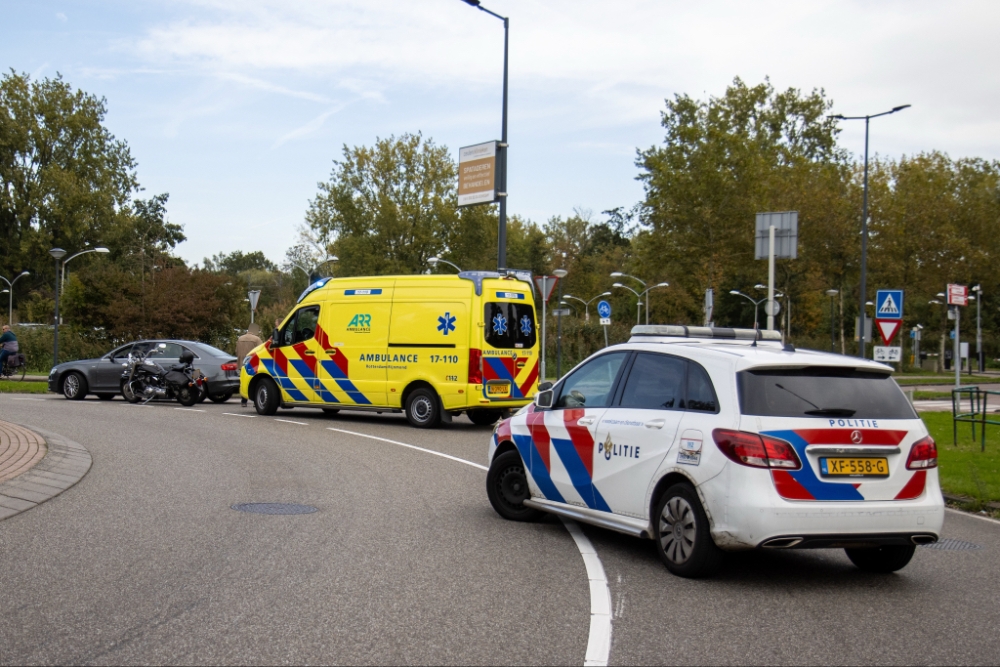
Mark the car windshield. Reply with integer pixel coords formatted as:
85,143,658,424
738,367,916,419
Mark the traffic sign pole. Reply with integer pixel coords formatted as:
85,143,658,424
597,300,612,348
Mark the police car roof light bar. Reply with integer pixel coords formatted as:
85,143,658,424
630,325,782,341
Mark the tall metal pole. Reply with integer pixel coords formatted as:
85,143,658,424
859,117,870,359
497,16,509,272
53,257,60,366
830,295,836,352
540,277,547,381
645,289,649,325
976,288,983,372
556,279,563,380
767,225,775,330
954,306,961,389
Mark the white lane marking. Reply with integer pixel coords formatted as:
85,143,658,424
223,412,256,418
275,419,307,425
561,518,612,667
8,397,49,401
326,427,488,470
946,507,1000,526
326,426,610,666
175,407,205,412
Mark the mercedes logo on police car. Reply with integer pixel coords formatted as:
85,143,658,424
851,430,863,444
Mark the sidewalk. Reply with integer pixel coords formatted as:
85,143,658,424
0,420,92,521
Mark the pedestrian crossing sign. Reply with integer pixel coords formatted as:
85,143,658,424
875,290,903,320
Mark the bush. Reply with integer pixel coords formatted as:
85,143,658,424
12,325,123,372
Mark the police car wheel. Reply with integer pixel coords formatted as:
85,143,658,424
62,372,88,400
845,545,916,573
254,378,280,415
405,388,440,428
487,450,543,522
469,410,502,426
654,484,723,578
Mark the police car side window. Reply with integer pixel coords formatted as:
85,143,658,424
555,351,628,409
618,353,687,410
684,361,719,413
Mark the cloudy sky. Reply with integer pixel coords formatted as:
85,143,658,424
5,0,999,266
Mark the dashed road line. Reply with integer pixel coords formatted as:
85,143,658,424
175,407,205,412
223,412,256,418
275,419,307,425
8,397,49,401
325,425,611,666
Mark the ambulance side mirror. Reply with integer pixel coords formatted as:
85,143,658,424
272,328,280,345
535,388,554,409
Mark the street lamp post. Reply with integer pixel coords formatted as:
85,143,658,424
461,0,509,272
612,272,661,324
825,289,839,352
553,268,567,379
0,271,30,325
613,282,668,324
49,248,67,366
972,285,983,372
562,291,611,321
730,290,783,330
428,257,463,273
829,104,910,359
61,247,110,290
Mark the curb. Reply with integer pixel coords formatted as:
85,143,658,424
0,425,92,521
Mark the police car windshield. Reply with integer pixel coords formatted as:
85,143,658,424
738,367,916,419
485,303,536,349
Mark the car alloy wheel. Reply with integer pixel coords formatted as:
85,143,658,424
659,496,697,565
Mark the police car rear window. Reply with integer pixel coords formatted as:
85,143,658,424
738,367,916,419
484,303,536,349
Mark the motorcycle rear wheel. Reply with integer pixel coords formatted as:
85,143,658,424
177,386,198,407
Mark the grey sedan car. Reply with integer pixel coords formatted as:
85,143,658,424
48,340,241,402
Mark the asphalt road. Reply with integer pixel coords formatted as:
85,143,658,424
1,394,999,665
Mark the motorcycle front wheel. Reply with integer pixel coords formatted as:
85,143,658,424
121,379,144,404
177,386,198,407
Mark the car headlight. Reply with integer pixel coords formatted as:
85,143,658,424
49,367,58,376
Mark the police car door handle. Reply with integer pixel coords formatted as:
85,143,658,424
577,416,596,426
645,419,666,429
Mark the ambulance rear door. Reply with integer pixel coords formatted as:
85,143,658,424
481,284,539,402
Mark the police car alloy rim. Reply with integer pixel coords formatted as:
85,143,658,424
659,497,697,564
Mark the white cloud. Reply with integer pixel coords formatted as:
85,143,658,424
55,12,67,22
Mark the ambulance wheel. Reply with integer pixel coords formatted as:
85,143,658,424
405,387,440,428
653,483,724,578
487,450,543,522
845,545,916,573
469,410,502,426
254,378,280,415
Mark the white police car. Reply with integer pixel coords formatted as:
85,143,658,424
486,326,943,578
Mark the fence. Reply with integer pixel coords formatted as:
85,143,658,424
952,386,1000,451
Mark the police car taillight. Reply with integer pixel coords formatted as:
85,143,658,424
468,348,483,384
906,436,938,470
713,429,801,470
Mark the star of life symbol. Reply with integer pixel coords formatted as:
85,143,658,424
519,315,532,336
437,312,456,335
492,313,508,335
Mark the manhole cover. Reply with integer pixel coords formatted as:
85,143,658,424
919,538,982,551
231,503,318,515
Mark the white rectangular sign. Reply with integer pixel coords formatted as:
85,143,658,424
599,317,611,326
873,346,902,362
458,141,498,207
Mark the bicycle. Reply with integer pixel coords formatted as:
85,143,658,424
0,353,27,381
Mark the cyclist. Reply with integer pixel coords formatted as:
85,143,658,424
0,325,18,371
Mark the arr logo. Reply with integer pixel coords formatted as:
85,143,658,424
347,313,372,333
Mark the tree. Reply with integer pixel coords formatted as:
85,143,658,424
203,250,277,274
0,71,139,285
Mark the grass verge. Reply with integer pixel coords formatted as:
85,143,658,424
922,411,1000,507
0,380,49,394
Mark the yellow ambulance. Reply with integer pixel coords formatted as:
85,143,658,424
239,272,541,427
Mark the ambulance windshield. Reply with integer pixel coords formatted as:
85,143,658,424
485,303,536,349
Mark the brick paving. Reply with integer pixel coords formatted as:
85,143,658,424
0,419,47,484
0,420,92,521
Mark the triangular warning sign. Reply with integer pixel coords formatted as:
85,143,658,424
878,293,900,316
876,319,902,346
533,275,559,303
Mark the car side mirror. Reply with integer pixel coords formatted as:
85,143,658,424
272,328,280,345
537,381,553,392
535,389,554,409
158,343,167,349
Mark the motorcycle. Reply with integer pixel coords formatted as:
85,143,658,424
120,343,203,406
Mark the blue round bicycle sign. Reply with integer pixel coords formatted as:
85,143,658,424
597,300,612,318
